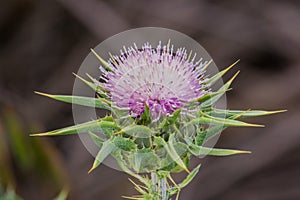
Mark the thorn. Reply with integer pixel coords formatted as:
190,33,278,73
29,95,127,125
167,39,171,53
202,59,213,71
240,150,252,154
227,70,240,85
34,91,52,97
224,59,240,72
250,123,265,127
90,48,113,72
109,52,118,66
72,73,86,82
30,132,49,137
268,110,287,114
88,165,95,174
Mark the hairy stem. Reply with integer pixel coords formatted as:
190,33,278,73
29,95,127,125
151,172,168,200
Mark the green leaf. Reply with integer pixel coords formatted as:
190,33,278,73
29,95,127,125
31,119,120,136
155,135,190,173
88,139,116,173
202,70,240,107
0,187,23,200
54,189,68,200
134,137,152,149
202,125,224,143
160,109,181,128
130,149,160,172
186,115,263,128
169,154,190,173
137,104,151,125
113,136,136,151
113,150,151,188
195,129,206,146
88,131,104,148
169,164,201,196
188,144,251,156
178,164,201,189
201,108,269,143
191,89,231,104
158,149,186,173
101,115,115,122
35,92,111,110
207,109,287,119
205,60,239,86
117,125,153,138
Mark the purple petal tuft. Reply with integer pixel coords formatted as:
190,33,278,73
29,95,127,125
100,42,207,121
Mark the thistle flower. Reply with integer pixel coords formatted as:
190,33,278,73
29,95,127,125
101,42,208,121
33,38,285,200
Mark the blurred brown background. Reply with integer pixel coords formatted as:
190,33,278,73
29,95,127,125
0,0,299,199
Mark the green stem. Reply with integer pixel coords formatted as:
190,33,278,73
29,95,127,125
151,172,158,192
151,172,168,200
160,177,167,200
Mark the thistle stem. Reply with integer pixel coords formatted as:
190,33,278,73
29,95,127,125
160,177,167,200
151,172,158,192
151,172,168,200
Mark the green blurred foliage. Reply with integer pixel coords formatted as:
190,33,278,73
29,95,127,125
0,187,22,200
0,105,69,199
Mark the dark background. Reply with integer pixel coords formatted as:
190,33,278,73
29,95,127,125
0,0,299,199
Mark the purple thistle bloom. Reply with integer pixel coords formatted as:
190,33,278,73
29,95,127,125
100,42,208,121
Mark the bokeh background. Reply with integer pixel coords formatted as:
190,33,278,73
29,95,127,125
0,0,299,199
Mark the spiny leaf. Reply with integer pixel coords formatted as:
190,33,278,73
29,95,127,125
116,125,153,138
195,129,206,146
113,150,151,188
178,164,201,189
189,144,251,156
86,73,106,88
192,89,231,104
207,109,287,119
155,135,190,173
186,115,264,128
88,131,104,148
203,125,224,143
130,149,160,172
88,139,115,173
169,165,201,196
170,153,190,173
202,109,263,143
73,73,107,97
158,142,189,173
206,60,239,86
160,109,181,128
90,48,113,72
101,115,115,122
31,119,120,136
113,136,136,151
73,73,98,92
202,70,240,107
35,92,111,110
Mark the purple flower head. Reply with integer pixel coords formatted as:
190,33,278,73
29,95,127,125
100,42,208,121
